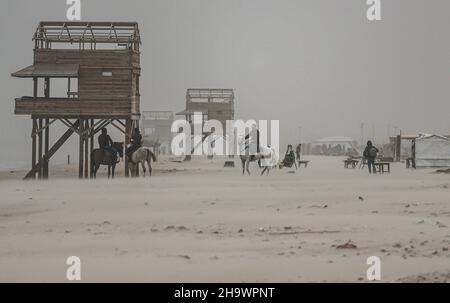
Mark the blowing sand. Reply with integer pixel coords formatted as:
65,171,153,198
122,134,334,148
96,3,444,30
0,156,449,282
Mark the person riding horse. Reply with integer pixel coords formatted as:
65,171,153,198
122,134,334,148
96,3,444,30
98,128,119,162
244,124,260,158
126,128,142,161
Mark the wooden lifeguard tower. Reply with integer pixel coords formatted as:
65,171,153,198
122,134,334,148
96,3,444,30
12,21,142,179
176,89,235,161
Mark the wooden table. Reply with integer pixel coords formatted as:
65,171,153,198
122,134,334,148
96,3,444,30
373,162,390,173
298,160,309,168
344,159,359,168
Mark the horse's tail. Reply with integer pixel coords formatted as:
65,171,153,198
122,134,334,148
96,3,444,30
146,148,156,162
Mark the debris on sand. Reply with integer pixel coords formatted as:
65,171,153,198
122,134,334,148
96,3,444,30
435,168,450,174
238,229,244,233
179,255,191,260
358,196,364,201
436,221,448,228
336,241,357,249
176,226,189,231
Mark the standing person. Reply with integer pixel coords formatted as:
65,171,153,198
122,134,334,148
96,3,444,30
363,140,379,174
295,144,302,163
126,128,143,160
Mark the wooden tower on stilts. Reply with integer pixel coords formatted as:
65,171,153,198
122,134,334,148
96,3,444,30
12,22,141,179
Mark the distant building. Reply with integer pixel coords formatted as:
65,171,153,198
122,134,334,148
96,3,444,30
141,111,174,155
310,136,360,156
177,88,235,136
414,134,450,167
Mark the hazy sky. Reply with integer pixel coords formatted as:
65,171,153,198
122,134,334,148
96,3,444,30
1,0,449,168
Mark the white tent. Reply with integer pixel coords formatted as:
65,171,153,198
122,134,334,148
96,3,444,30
415,134,450,167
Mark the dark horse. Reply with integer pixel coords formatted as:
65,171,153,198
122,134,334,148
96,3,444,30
91,142,124,178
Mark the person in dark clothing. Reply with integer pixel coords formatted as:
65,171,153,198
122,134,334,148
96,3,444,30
295,144,301,162
244,124,260,159
98,128,118,159
126,128,143,160
363,140,379,174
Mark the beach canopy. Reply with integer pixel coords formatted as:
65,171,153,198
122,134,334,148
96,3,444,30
415,134,450,167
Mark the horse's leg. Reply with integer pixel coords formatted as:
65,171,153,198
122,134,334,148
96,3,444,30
246,160,251,175
141,161,146,177
148,161,152,177
241,159,245,175
108,165,111,179
94,164,99,179
261,167,266,176
131,163,136,177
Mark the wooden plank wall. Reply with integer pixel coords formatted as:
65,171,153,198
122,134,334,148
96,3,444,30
31,49,140,117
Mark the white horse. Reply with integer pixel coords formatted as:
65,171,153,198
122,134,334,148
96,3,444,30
129,147,157,177
239,139,278,176
259,146,279,175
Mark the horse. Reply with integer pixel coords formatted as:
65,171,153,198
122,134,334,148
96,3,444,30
129,147,157,177
239,146,278,176
91,142,124,179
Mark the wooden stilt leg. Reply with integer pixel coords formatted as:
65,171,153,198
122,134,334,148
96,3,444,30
133,120,139,177
125,119,131,177
38,119,43,179
43,118,49,179
31,119,37,180
79,119,84,179
90,119,94,178
84,120,89,179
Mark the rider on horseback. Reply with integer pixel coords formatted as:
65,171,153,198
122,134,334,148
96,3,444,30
126,128,142,162
98,128,119,162
244,124,260,162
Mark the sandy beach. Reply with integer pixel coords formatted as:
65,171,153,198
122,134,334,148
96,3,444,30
0,156,449,282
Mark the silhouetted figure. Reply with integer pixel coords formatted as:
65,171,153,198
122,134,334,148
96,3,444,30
126,128,143,160
244,124,260,160
98,128,118,159
363,140,379,174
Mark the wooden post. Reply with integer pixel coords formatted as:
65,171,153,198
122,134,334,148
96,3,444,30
38,119,43,179
84,119,89,178
133,120,139,177
31,119,37,180
43,118,50,179
89,119,94,178
79,119,84,179
125,119,132,177
43,77,50,179
395,135,401,162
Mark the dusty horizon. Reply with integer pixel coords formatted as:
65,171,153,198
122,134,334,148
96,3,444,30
0,0,449,169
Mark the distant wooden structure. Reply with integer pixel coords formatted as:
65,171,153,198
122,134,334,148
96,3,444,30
389,135,417,162
177,89,235,160
177,89,235,130
12,21,142,179
141,111,174,155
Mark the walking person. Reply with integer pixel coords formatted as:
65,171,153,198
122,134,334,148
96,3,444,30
363,140,379,174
